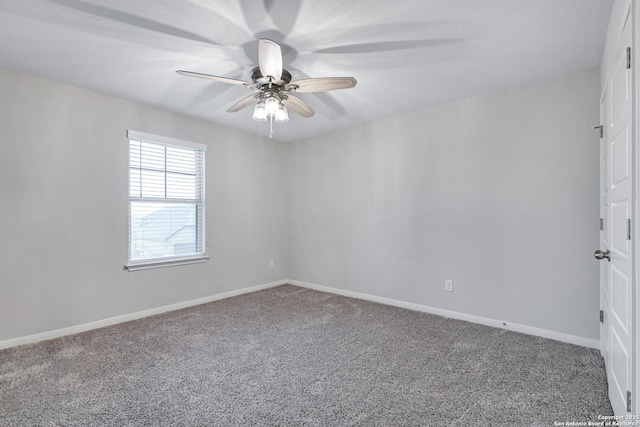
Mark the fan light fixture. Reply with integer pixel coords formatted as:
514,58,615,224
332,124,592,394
253,96,289,123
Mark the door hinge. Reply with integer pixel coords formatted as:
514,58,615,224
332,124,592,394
627,390,632,412
593,125,603,138
627,219,631,240
627,46,632,69
600,310,604,323
600,218,604,231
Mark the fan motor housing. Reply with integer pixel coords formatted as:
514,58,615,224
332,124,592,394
250,67,292,87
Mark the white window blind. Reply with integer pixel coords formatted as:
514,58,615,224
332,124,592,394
126,130,207,271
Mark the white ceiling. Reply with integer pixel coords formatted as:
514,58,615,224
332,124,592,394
0,0,613,142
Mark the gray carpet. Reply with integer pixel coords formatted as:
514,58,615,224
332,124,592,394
1,284,613,426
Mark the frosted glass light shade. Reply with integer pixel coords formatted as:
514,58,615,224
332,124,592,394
252,102,267,121
275,106,289,122
265,97,279,116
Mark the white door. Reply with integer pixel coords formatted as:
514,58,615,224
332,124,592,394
599,1,633,416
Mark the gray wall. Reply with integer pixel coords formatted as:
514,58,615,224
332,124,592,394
0,68,288,341
0,66,601,343
288,67,601,340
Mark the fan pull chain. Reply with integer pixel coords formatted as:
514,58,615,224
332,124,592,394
270,115,273,139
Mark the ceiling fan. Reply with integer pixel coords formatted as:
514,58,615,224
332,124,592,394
176,39,357,122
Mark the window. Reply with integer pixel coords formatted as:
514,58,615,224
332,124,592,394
125,130,208,271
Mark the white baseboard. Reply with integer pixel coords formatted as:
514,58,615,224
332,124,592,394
288,279,600,350
0,280,287,350
1,279,600,351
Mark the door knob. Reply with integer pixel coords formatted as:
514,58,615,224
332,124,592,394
594,249,611,261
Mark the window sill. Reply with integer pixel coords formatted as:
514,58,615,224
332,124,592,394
125,255,209,272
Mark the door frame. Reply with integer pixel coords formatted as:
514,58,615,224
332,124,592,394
633,0,639,416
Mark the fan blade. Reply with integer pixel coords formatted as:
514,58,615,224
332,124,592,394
281,95,315,118
258,39,283,82
286,77,357,93
287,67,347,115
176,70,254,87
226,94,260,112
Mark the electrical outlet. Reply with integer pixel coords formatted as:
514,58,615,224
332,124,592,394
268,260,274,269
445,280,453,292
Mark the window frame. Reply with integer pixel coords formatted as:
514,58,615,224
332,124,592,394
125,130,208,272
